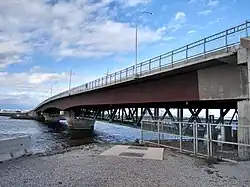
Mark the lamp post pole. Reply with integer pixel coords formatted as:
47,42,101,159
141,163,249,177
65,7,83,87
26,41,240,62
135,11,154,76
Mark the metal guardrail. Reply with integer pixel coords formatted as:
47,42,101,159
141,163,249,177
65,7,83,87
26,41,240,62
36,21,250,109
140,120,250,161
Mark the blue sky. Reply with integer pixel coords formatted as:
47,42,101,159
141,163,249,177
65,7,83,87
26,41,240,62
0,0,249,110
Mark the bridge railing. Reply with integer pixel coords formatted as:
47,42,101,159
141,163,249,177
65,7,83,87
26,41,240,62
36,21,250,109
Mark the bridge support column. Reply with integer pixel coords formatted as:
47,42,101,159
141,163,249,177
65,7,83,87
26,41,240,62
61,110,95,131
237,37,250,160
42,112,60,123
237,100,250,160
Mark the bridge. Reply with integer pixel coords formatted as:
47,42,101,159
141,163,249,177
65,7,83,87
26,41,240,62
34,21,250,159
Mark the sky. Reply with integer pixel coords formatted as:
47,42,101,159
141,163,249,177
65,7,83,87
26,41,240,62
0,0,249,110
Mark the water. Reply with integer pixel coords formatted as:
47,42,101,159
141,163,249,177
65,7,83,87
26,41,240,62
0,116,184,154
0,116,145,154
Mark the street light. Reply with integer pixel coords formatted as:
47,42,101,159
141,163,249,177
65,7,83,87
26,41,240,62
50,81,58,97
135,11,154,76
69,68,72,91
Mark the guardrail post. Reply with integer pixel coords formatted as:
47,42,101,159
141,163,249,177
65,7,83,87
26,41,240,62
186,45,188,62
140,63,142,76
246,20,249,37
120,71,122,81
126,68,128,78
225,30,228,52
159,55,162,70
204,38,206,57
149,59,151,72
171,51,174,67
114,72,116,83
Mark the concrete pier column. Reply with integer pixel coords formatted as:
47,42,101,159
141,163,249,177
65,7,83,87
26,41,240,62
237,37,250,160
61,110,75,127
61,110,95,131
237,100,250,160
42,112,60,123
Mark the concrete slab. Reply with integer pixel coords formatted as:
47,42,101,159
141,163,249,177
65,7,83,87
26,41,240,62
0,136,32,162
100,145,164,160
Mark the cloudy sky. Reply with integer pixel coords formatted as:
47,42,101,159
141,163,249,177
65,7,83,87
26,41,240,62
0,0,249,110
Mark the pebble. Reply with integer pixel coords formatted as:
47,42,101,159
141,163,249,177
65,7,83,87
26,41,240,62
0,144,249,187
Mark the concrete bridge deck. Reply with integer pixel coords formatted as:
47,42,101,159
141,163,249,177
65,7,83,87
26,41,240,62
35,21,250,110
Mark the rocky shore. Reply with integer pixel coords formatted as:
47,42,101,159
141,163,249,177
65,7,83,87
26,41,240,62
0,143,250,187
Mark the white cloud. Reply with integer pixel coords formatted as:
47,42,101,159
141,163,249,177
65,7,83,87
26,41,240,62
0,0,160,68
208,0,219,7
0,68,101,109
121,0,151,7
175,12,186,21
167,12,187,32
187,30,197,34
198,10,212,15
188,0,197,4
188,0,219,7
0,70,70,109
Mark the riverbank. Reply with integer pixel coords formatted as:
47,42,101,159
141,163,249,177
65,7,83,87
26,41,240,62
0,143,250,187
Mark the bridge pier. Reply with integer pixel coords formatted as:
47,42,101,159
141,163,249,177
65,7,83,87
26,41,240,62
61,110,95,132
237,37,250,160
42,112,60,123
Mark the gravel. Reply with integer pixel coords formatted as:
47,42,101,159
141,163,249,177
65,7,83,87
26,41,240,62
0,144,250,187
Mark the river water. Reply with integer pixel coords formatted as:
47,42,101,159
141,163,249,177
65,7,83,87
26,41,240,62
0,116,145,153
0,116,184,154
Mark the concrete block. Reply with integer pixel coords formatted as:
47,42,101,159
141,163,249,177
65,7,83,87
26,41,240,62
0,136,32,162
240,37,250,49
237,48,248,64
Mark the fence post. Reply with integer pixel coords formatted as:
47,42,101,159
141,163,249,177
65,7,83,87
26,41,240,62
161,120,164,140
209,123,213,157
179,121,182,152
157,119,160,147
193,121,197,155
195,120,198,154
207,122,210,157
140,120,144,144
